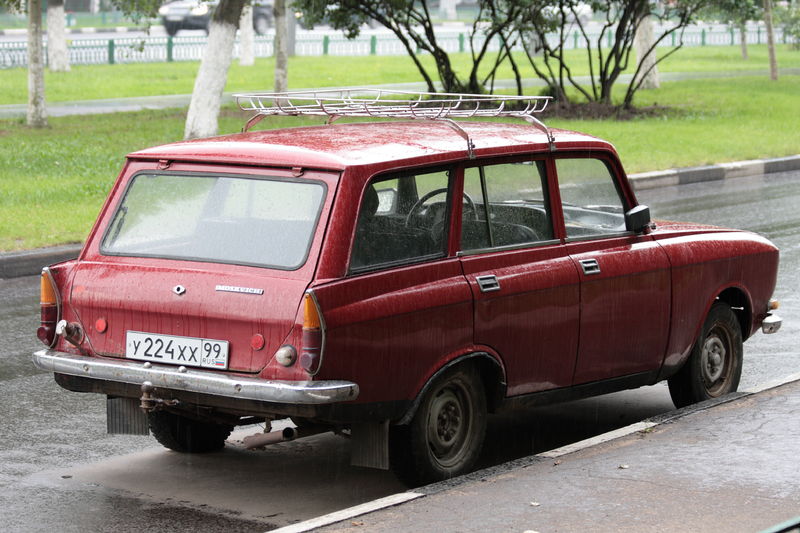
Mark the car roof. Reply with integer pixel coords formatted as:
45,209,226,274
127,121,615,170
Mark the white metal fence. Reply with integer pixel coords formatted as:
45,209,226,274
0,25,789,69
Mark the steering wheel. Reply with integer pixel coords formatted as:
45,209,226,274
405,188,478,228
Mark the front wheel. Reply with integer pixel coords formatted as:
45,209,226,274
163,22,180,37
668,302,743,408
390,365,487,487
148,411,232,453
253,14,271,35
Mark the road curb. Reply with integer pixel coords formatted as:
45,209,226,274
629,154,800,191
0,244,81,279
273,374,800,533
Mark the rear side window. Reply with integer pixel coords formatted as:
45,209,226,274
350,169,451,272
101,173,326,270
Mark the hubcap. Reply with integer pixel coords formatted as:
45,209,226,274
701,331,729,394
426,383,472,467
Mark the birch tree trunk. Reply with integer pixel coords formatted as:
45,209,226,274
47,0,70,72
239,4,255,66
184,0,246,139
739,23,748,60
274,0,288,93
634,15,659,90
28,0,48,127
763,0,778,80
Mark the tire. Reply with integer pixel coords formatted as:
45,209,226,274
164,22,180,37
254,14,271,35
148,411,233,453
390,365,487,487
668,302,743,409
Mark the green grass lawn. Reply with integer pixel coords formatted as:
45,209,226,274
1,74,798,252
1,44,799,105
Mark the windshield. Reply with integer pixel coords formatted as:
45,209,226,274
101,173,326,270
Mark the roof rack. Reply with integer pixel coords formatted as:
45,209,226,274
234,89,555,158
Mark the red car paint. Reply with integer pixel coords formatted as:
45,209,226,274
35,120,780,472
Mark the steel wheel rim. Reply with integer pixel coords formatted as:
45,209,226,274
426,381,473,468
701,326,731,396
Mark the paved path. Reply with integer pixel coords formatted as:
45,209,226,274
282,378,800,533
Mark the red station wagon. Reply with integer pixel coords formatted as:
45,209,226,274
33,90,782,486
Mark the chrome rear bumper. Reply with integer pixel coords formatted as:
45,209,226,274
32,349,359,404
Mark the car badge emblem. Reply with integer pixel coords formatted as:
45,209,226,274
173,285,186,296
215,285,264,295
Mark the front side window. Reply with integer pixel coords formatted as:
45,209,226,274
461,160,554,251
102,173,326,270
556,158,627,239
350,169,450,271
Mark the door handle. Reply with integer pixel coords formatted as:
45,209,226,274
579,258,601,275
476,275,501,293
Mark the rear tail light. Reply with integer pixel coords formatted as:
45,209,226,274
300,291,325,375
36,268,61,347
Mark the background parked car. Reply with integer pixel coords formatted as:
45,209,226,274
159,0,274,36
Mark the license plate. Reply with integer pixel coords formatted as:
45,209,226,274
126,331,229,370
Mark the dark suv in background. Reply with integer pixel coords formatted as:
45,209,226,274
159,0,273,36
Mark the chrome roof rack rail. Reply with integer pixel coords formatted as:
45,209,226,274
234,89,554,158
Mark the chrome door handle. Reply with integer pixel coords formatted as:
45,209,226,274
476,275,501,293
579,258,601,275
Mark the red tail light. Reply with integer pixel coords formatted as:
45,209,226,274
36,268,60,347
300,291,325,375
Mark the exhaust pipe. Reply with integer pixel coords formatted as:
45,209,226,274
243,425,328,449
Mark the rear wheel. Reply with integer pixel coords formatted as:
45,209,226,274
163,22,180,36
390,365,487,487
668,302,743,408
254,14,271,35
148,411,232,453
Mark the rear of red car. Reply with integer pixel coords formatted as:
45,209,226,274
33,157,358,430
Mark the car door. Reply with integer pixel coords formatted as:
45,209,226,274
457,158,580,396
311,167,474,405
554,155,671,385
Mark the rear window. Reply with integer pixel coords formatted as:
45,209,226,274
101,173,326,270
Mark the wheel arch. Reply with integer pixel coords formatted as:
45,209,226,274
395,352,506,426
716,285,753,341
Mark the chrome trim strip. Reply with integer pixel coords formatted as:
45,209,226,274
456,238,560,257
32,349,358,404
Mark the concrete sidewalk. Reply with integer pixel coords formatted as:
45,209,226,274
283,377,800,533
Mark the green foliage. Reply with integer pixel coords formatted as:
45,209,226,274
699,0,760,26
108,0,162,22
776,2,800,49
0,0,24,12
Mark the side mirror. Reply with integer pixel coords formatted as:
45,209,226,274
625,205,652,233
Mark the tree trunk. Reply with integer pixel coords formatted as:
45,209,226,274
274,0,288,93
739,23,748,59
184,0,245,139
28,0,48,127
634,15,659,90
239,4,255,66
763,0,778,80
47,0,70,72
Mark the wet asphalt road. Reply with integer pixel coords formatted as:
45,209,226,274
1,171,797,532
